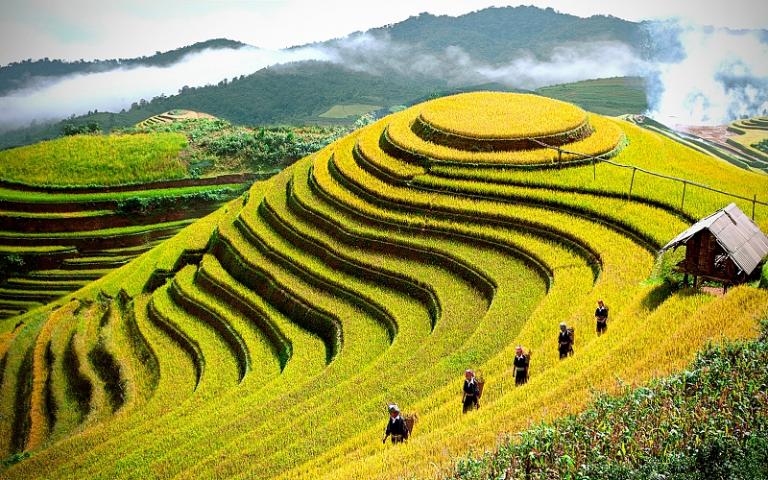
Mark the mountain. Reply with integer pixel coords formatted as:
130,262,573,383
316,6,646,63
0,38,246,96
0,6,655,150
0,62,446,149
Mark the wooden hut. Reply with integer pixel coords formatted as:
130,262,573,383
660,203,768,287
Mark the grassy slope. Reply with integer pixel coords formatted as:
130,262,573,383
0,133,188,187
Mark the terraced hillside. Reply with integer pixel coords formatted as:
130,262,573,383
1,92,767,479
727,115,768,165
624,114,768,174
0,132,252,319
135,110,217,129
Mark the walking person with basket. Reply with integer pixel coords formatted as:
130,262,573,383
595,299,609,336
513,346,530,385
558,322,574,359
382,404,409,444
462,369,481,413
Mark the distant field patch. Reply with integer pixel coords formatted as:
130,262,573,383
136,110,217,128
537,76,648,116
318,104,382,119
0,133,188,187
726,117,768,163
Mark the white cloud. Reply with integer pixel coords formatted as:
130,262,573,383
323,34,648,89
647,24,768,125
0,46,329,130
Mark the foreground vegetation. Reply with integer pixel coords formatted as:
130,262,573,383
127,116,347,176
1,92,766,479
450,320,768,479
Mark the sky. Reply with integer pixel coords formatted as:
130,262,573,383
1,0,767,65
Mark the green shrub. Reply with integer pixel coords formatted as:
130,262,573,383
61,122,101,136
1,451,30,469
0,254,26,281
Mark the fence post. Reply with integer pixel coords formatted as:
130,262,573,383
592,158,596,180
628,167,637,199
558,148,562,165
753,194,757,220
681,181,687,210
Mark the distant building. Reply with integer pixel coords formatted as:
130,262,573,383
660,203,768,287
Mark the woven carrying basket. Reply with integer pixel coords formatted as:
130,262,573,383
404,413,418,436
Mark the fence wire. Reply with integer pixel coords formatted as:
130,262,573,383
527,137,767,220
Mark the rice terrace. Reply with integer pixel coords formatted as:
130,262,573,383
0,2,767,479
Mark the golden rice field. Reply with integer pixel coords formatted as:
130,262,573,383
1,92,767,479
417,92,587,139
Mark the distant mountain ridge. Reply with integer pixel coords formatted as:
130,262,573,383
1,6,657,149
315,6,646,62
0,38,247,96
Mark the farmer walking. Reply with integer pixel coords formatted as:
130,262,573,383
595,299,609,336
558,323,574,359
513,346,530,385
462,369,480,413
382,404,409,444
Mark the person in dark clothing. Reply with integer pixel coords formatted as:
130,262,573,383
513,346,530,385
382,404,409,444
462,369,480,413
595,299,609,335
558,322,573,359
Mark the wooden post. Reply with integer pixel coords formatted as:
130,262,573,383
628,167,637,199
592,158,596,180
753,194,757,220
681,181,687,210
557,148,562,164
